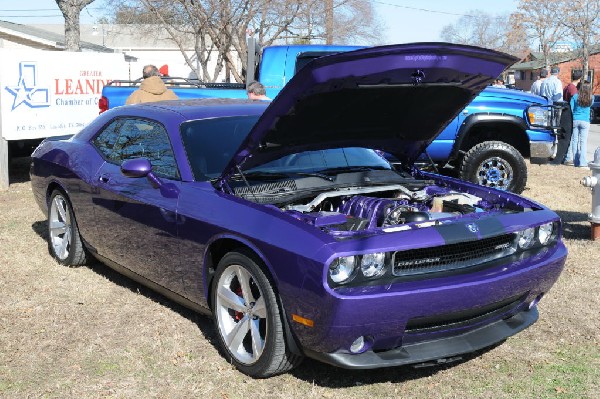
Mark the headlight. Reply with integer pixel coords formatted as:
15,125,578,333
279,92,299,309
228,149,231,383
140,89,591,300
518,228,536,249
538,222,554,245
360,252,386,278
329,256,357,284
527,106,550,127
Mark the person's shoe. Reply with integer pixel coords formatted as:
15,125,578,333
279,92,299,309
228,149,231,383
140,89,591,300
563,160,574,166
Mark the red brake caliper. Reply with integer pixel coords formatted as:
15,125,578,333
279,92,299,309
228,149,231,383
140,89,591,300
234,286,244,321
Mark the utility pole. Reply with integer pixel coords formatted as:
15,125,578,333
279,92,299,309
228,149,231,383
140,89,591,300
325,0,333,44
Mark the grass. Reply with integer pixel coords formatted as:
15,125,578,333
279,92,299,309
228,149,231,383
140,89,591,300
0,157,598,398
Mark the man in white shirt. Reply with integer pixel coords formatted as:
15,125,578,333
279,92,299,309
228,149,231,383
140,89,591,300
539,66,563,103
530,69,547,96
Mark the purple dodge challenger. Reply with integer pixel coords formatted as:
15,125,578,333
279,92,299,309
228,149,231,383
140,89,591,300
30,43,567,378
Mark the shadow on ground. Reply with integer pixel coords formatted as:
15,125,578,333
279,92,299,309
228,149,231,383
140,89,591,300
31,219,501,386
8,156,32,184
289,342,500,387
555,210,593,240
31,219,220,356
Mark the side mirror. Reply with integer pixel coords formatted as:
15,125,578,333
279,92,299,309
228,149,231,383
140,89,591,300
121,158,152,178
120,158,179,198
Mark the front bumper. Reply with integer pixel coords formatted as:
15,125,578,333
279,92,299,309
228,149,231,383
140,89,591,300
304,307,537,369
530,140,557,164
287,240,566,365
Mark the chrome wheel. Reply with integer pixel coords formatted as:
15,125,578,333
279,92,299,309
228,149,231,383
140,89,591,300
215,264,267,365
475,156,514,191
460,141,527,194
49,193,72,261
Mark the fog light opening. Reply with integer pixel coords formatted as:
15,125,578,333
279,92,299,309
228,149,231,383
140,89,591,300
528,293,544,310
350,335,373,354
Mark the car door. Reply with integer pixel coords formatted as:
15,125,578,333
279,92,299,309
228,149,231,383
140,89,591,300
91,117,185,293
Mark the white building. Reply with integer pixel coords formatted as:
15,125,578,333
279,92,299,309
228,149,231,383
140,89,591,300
0,20,241,81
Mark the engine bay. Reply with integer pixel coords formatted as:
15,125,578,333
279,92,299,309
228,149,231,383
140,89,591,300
230,173,523,237
280,183,501,236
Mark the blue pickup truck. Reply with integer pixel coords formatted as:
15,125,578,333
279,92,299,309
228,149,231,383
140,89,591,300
100,43,559,193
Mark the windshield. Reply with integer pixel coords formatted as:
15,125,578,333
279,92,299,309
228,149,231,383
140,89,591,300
247,148,391,176
181,116,391,181
181,115,259,180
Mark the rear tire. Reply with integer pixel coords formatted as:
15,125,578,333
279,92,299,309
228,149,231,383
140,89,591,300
459,141,527,194
47,189,88,266
211,251,303,378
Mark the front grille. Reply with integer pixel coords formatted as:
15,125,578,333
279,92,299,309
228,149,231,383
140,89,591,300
392,233,516,276
405,293,527,334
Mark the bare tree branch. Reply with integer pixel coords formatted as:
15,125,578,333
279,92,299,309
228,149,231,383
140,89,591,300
559,0,600,80
55,0,96,51
514,0,569,67
106,0,383,82
440,9,530,58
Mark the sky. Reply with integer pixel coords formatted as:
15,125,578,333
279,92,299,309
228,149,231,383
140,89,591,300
0,0,520,44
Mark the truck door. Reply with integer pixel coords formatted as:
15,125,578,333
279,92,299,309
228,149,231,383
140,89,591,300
422,108,466,162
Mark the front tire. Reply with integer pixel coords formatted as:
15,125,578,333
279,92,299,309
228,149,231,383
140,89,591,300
212,251,302,378
47,189,88,266
459,141,527,194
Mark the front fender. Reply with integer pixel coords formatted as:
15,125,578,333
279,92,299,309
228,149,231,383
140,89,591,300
448,113,529,163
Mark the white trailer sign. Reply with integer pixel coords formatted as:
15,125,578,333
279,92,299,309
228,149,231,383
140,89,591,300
0,49,131,189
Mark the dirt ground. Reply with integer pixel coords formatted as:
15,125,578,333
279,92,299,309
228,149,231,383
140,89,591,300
0,158,598,399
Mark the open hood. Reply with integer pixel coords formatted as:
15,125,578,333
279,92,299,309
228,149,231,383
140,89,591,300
224,43,517,178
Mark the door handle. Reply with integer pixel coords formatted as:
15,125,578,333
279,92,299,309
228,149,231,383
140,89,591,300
98,174,110,183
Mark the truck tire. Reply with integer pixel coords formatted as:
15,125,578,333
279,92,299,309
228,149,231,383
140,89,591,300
459,141,527,194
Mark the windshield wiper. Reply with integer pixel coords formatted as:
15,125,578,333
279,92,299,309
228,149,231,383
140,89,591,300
316,165,390,175
242,171,335,182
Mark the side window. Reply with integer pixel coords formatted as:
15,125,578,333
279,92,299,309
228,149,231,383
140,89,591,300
92,120,120,158
96,118,179,180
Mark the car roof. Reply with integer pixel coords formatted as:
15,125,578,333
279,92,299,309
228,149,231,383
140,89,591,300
128,98,270,120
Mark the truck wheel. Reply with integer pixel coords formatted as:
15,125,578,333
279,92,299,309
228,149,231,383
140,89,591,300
459,141,527,194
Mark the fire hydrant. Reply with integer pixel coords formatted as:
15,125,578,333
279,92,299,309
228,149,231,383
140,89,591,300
581,147,600,240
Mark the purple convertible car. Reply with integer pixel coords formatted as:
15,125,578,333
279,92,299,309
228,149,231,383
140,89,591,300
30,43,567,378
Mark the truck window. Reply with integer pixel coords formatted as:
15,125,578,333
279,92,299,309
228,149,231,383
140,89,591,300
294,51,343,74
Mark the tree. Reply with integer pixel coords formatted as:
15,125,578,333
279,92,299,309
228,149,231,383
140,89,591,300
513,0,568,68
503,13,531,59
110,0,307,82
108,0,382,82
55,0,96,51
560,0,600,80
440,10,529,57
292,0,383,45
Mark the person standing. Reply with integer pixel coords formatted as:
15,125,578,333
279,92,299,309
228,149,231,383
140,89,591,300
540,66,563,103
492,78,506,88
125,65,179,105
540,66,571,164
564,82,592,168
561,71,582,164
563,70,582,103
530,69,547,96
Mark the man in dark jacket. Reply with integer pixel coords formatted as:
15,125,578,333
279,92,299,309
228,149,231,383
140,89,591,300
125,65,178,105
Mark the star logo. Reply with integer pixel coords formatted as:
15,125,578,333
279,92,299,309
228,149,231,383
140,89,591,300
4,62,50,110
